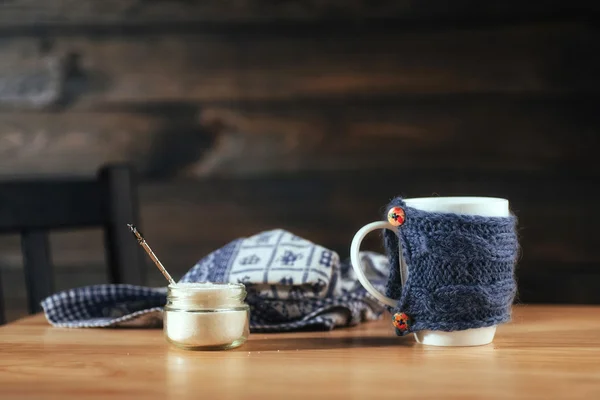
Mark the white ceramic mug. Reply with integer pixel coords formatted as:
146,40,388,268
350,196,509,346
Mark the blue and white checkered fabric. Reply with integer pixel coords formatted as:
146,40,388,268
41,229,389,332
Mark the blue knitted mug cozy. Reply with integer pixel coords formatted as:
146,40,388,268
382,197,519,336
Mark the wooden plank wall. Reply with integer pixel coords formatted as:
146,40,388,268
1,1,599,322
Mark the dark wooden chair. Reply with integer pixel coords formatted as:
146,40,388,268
0,164,146,325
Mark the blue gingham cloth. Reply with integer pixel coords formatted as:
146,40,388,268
41,229,389,332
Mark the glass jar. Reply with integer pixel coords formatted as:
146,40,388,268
163,282,250,350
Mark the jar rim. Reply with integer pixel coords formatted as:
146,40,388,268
168,282,245,293
166,282,247,309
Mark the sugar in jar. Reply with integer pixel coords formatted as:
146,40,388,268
163,282,250,350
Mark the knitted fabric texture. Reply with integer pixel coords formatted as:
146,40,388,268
382,197,518,335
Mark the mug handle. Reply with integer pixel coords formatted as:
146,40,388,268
350,221,404,307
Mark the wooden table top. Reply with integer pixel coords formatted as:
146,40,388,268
1,304,599,399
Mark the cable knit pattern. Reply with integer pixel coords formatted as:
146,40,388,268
382,197,518,335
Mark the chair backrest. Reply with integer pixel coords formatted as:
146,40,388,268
0,164,146,324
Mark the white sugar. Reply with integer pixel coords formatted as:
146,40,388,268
164,310,248,348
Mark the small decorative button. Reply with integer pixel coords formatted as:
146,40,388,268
387,206,406,226
392,312,411,334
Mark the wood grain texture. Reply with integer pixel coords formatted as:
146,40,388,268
2,23,598,108
0,112,166,177
0,306,599,399
0,95,598,178
0,50,63,109
0,1,597,28
192,97,600,176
